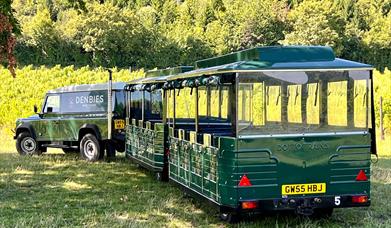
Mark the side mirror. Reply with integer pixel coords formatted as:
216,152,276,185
34,105,38,114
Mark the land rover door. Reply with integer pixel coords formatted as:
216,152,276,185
37,94,62,141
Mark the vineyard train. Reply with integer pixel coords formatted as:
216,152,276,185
14,46,376,222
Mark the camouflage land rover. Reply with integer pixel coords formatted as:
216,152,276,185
14,82,126,161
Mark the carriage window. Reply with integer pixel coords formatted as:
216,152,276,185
144,89,163,120
175,87,196,118
307,83,320,124
354,80,368,128
237,70,371,136
198,87,207,117
328,81,348,126
198,86,229,120
266,85,281,122
238,83,265,131
167,90,174,119
151,90,162,115
130,91,143,120
252,83,265,125
287,85,302,123
238,84,252,122
210,88,220,118
221,87,229,118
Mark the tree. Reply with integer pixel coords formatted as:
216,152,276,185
0,0,20,77
204,0,287,54
282,0,345,55
80,3,154,68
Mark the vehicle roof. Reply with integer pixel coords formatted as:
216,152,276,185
145,66,194,78
47,82,126,94
127,66,194,85
128,46,373,85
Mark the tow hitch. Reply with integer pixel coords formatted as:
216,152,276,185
295,198,318,216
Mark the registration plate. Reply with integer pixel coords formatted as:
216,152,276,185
282,183,326,195
114,119,125,129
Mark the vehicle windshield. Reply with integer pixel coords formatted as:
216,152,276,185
237,70,371,136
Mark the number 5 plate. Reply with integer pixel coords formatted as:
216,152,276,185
282,183,326,195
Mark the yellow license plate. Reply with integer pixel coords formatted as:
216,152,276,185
282,183,326,195
114,119,125,129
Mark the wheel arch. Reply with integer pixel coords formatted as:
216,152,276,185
78,124,102,142
15,123,37,139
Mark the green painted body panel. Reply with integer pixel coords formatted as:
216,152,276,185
32,115,109,141
217,134,371,207
168,136,220,202
126,123,165,171
145,66,194,78
195,46,335,69
216,137,238,207
164,133,371,209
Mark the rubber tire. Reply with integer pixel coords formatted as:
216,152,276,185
106,142,116,158
16,132,42,156
80,134,101,162
99,142,105,160
62,148,79,153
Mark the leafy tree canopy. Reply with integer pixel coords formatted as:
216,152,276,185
1,0,389,75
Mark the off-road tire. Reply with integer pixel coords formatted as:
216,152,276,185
80,134,101,162
106,142,116,158
16,132,42,156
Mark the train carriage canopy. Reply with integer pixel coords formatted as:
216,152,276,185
124,46,376,221
125,45,375,149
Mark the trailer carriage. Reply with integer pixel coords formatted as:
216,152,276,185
125,46,376,221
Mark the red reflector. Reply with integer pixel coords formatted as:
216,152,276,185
356,170,368,181
352,195,368,203
164,148,170,156
242,201,257,209
238,174,252,187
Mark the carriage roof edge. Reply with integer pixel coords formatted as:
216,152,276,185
126,46,373,90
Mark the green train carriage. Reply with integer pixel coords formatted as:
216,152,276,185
125,46,376,221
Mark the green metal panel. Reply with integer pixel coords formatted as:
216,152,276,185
168,136,220,202
145,66,194,78
217,137,238,207
231,134,371,202
195,46,335,69
126,122,165,171
167,132,371,208
59,116,108,141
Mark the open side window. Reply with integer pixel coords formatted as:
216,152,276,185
168,75,235,147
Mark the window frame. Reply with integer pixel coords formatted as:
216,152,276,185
236,70,372,137
42,94,61,114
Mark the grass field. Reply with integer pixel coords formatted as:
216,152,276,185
0,139,390,227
